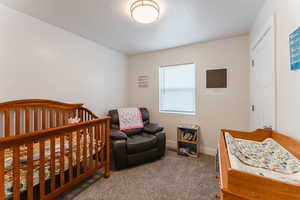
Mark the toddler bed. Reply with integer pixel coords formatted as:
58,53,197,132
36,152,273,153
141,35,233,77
218,129,300,200
0,99,111,200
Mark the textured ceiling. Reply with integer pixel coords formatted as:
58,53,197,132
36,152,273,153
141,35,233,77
0,0,265,55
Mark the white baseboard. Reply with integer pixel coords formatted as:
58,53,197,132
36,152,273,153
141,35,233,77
199,146,216,156
167,140,216,156
166,140,177,150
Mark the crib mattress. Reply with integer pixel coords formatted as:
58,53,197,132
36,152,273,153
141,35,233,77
4,131,101,198
224,132,300,184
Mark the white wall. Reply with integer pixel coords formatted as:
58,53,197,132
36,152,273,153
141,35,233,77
0,4,128,116
251,0,300,140
128,35,250,155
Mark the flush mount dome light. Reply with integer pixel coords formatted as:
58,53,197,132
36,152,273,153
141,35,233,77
130,0,160,24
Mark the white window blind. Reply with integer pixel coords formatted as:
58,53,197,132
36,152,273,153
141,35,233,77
159,64,196,114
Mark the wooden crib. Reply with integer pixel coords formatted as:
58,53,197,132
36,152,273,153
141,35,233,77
0,99,110,200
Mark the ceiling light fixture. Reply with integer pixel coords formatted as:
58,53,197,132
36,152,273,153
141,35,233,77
130,0,160,24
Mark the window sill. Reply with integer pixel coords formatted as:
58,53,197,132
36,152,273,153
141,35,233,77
159,111,196,116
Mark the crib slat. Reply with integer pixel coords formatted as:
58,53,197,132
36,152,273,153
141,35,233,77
89,126,93,168
34,106,38,131
0,150,4,200
56,111,60,128
62,112,66,125
68,132,73,181
79,109,83,122
26,142,34,199
39,139,45,199
50,137,56,191
15,108,20,136
101,123,105,166
50,110,54,128
60,135,65,186
25,107,30,133
13,146,20,200
83,128,87,171
76,130,81,176
5,110,10,137
105,120,110,177
42,106,46,129
95,124,99,167
72,110,76,118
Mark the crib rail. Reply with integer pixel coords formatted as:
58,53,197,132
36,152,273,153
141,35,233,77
0,99,97,138
0,117,110,200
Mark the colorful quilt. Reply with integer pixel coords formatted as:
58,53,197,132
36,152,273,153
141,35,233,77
4,131,101,198
117,108,144,130
225,133,300,175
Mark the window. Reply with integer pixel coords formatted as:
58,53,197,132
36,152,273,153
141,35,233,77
159,63,196,114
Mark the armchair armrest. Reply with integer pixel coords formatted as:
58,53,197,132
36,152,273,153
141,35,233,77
111,129,127,140
143,123,163,134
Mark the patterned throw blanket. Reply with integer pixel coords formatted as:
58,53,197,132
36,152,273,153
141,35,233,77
225,133,300,174
117,108,144,130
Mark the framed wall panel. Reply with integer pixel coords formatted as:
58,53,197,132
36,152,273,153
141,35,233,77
206,68,227,88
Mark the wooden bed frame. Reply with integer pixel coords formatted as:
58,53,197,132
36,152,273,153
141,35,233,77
0,99,111,200
218,129,300,200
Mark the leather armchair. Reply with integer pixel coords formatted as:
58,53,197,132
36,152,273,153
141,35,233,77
108,108,166,170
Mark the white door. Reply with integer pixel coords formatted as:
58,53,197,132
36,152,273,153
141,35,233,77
250,18,276,130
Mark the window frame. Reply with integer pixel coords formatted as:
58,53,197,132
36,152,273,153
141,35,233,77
159,63,197,115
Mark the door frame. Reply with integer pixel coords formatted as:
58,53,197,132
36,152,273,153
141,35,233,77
250,15,277,130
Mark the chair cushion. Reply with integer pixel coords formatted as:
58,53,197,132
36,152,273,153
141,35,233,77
123,128,143,136
111,129,127,140
127,133,158,154
143,123,163,134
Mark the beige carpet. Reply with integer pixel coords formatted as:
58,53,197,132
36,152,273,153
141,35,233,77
56,151,219,200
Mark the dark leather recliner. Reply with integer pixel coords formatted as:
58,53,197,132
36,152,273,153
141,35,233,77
108,108,166,170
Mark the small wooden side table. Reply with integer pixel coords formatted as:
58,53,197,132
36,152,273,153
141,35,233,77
177,124,200,158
